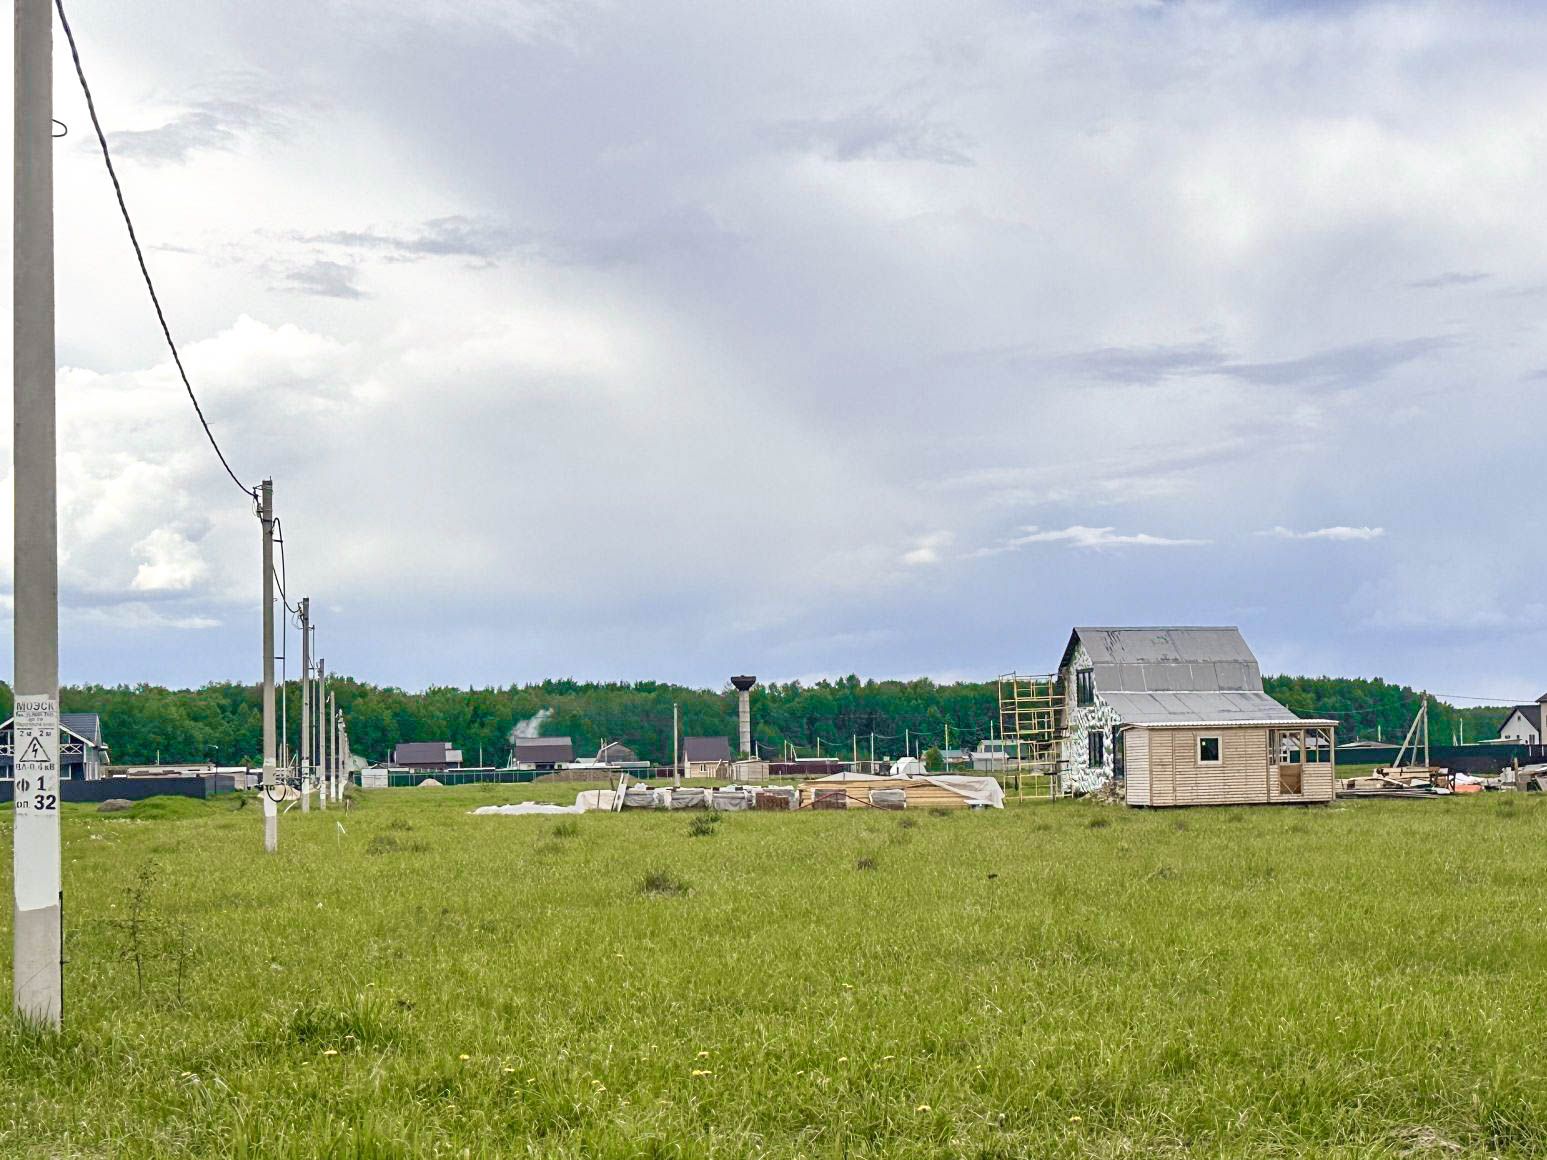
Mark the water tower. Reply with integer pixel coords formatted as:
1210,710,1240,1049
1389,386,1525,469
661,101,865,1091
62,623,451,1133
730,675,757,757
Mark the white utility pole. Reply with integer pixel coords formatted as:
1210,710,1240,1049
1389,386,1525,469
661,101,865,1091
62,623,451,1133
299,599,310,813
330,693,340,801
260,480,278,853
317,659,328,807
12,0,61,1027
299,598,311,809
672,702,680,788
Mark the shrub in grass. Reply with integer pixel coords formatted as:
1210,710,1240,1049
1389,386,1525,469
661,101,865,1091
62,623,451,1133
552,818,581,839
1088,817,1111,830
855,855,879,872
282,995,401,1050
640,868,690,897
687,814,718,838
367,834,431,856
387,818,414,832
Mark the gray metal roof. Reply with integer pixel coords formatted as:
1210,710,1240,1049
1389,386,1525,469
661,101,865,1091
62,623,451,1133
62,713,102,745
596,741,638,762
1102,690,1322,727
1067,626,1264,694
1064,627,1328,726
514,736,574,763
683,736,732,762
393,741,456,764
1,712,103,747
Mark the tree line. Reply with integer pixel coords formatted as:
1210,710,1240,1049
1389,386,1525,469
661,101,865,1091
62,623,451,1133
0,673,1515,769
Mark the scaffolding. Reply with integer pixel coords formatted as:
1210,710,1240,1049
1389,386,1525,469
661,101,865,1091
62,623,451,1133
996,672,1067,798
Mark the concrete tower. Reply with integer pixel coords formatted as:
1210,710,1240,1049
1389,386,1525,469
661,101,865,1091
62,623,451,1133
731,675,757,757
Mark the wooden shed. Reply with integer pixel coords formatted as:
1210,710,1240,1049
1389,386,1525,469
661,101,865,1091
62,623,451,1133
1060,627,1337,807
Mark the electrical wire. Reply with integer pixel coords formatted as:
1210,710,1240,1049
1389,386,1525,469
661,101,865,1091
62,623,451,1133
55,0,252,500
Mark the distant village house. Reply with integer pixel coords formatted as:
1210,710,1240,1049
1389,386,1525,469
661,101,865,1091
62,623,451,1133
391,741,463,771
1499,696,1547,745
0,712,109,781
512,736,575,771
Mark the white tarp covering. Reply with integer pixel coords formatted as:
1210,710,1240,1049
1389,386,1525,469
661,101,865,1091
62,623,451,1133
809,771,1005,808
472,802,586,816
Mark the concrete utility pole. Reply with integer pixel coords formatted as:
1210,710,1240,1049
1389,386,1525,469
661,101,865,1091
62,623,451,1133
334,699,343,798
672,702,680,788
317,659,328,808
260,480,278,853
299,599,311,808
13,0,61,1028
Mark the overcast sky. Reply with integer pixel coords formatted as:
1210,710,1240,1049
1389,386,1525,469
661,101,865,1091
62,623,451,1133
0,0,1543,698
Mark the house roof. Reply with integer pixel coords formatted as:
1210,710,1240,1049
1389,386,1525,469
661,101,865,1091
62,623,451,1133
393,741,458,764
682,736,732,763
1064,627,1328,727
514,736,574,762
1503,704,1545,733
1,711,104,748
596,741,637,762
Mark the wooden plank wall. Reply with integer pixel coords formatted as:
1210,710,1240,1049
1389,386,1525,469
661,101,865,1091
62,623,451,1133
1146,728,1271,807
799,778,972,810
1124,729,1151,806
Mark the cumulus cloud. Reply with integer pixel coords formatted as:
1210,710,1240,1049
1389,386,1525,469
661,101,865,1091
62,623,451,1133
131,529,210,592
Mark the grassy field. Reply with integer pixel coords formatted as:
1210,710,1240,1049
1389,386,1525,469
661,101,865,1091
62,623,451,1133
2,785,1546,1158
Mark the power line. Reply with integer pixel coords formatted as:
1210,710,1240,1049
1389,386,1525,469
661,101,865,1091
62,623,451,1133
54,0,252,500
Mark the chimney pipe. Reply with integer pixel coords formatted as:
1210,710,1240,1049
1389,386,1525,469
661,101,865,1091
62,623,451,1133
731,675,757,757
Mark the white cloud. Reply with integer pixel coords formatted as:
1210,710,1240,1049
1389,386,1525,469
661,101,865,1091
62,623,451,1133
901,531,952,566
131,529,210,592
970,525,1208,557
1265,526,1387,542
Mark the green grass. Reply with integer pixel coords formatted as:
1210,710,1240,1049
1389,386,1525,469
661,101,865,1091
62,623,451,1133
2,786,1546,1157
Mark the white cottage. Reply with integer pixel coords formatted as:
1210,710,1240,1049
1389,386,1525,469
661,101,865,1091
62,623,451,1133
1499,697,1547,745
1058,627,1337,806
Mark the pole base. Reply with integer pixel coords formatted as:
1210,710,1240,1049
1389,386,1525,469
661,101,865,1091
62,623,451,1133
13,902,61,1029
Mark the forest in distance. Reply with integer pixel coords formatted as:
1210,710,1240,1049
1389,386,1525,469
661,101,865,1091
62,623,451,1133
0,673,1519,770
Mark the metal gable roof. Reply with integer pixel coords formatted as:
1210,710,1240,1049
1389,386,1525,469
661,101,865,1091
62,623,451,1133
1068,626,1265,694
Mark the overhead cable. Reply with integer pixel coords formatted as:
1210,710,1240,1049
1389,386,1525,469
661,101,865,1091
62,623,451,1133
55,0,252,500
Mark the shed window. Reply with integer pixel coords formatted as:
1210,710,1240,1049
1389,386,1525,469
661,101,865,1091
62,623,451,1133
1075,669,1095,707
1198,735,1221,764
1088,730,1105,768
1112,729,1125,778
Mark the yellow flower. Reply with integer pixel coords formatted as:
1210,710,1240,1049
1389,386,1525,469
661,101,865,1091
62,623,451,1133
916,1104,931,1112
503,1067,516,1073
691,1069,713,1077
322,1049,339,1057
1069,1115,1082,1124
459,1054,471,1061
696,1050,710,1058
837,1056,848,1063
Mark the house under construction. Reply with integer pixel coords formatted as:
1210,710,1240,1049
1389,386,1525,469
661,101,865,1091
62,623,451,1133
1000,626,1338,807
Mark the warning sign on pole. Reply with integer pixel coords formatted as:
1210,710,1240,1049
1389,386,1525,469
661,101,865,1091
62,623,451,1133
13,694,60,912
